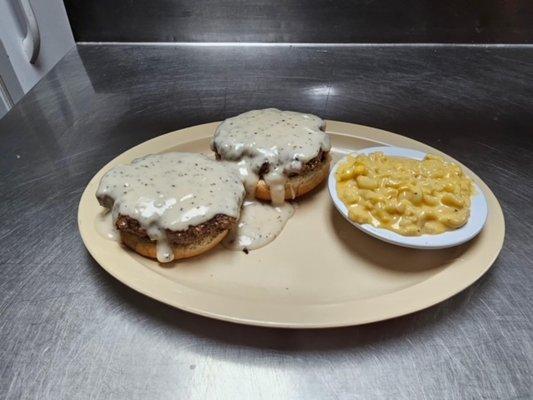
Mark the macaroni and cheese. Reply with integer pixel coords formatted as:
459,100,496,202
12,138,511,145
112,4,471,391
336,152,473,236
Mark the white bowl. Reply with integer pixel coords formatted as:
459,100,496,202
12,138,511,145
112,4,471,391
328,146,488,249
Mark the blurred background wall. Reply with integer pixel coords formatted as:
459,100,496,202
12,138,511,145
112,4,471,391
64,0,532,43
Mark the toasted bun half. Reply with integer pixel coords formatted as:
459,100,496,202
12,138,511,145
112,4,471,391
255,156,331,202
120,230,228,261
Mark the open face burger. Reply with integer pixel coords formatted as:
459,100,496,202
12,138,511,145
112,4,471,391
211,108,331,205
96,152,245,262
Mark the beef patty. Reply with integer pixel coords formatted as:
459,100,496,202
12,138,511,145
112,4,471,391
115,214,236,246
289,150,328,177
97,195,235,245
214,148,328,178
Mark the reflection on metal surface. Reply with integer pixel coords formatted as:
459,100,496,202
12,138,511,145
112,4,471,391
0,73,14,108
0,44,531,399
78,42,533,48
308,85,334,97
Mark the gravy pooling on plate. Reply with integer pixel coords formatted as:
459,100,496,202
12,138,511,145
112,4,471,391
222,200,295,251
212,108,331,205
96,152,245,262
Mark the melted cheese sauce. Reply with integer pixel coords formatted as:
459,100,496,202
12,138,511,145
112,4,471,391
212,108,330,205
96,152,245,262
222,201,294,251
336,152,474,236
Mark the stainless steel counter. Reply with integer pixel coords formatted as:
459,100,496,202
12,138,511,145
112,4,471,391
0,44,531,399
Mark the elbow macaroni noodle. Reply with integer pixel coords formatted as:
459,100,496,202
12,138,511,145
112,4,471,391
336,152,474,236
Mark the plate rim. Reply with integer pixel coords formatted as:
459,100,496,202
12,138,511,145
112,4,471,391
78,120,505,328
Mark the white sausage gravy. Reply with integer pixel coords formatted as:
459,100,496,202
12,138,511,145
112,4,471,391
96,152,245,262
222,200,295,251
212,108,330,205
213,108,330,252
95,109,330,260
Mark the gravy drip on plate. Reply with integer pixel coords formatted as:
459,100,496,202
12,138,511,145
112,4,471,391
222,201,294,251
212,108,330,205
95,210,120,241
96,153,245,262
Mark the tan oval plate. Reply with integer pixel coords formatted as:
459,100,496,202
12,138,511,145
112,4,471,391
78,121,505,328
